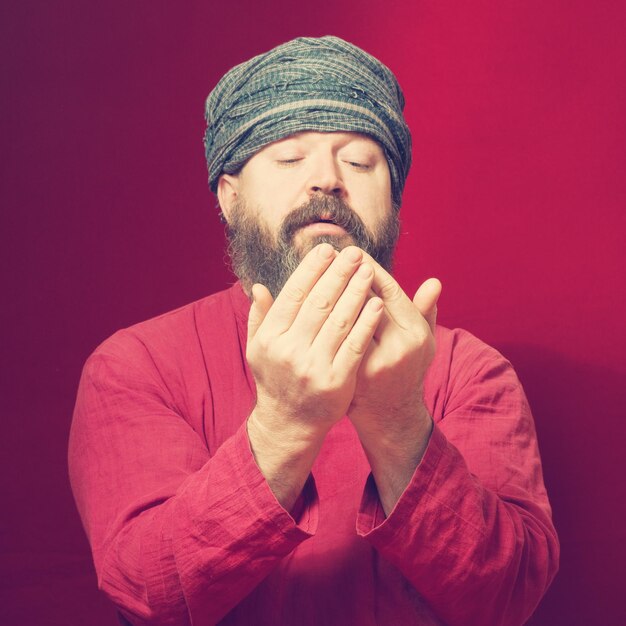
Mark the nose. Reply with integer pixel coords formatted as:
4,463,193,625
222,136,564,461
307,154,345,197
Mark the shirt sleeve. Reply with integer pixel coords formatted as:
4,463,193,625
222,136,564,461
68,336,318,626
356,329,559,626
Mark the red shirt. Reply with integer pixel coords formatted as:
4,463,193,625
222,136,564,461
69,283,559,625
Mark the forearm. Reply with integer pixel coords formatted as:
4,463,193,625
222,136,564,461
353,402,433,516
358,426,559,626
247,406,327,511
77,422,316,626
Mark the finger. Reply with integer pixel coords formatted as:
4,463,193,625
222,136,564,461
289,246,364,343
263,243,336,333
413,278,442,335
333,296,384,374
311,261,375,356
248,283,274,341
359,250,417,328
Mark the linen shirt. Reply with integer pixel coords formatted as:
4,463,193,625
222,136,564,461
69,283,559,625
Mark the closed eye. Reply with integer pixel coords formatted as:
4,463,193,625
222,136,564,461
276,158,303,167
345,161,371,170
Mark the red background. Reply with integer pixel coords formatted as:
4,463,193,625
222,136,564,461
2,2,625,624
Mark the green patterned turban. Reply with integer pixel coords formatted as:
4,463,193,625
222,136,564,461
204,36,412,207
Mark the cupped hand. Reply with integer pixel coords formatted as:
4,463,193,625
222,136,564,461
246,243,385,444
348,252,442,450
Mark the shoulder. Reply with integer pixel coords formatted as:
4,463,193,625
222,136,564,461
80,285,244,392
91,286,238,361
434,325,512,379
426,326,523,421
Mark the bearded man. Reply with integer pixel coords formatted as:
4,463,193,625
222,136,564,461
69,36,559,626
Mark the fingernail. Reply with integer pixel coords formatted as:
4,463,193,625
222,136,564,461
343,247,362,262
318,243,334,259
369,298,383,311
356,263,372,278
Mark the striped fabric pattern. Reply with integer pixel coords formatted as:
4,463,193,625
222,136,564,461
204,36,412,206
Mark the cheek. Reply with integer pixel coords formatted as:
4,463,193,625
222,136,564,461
245,189,292,232
354,184,393,224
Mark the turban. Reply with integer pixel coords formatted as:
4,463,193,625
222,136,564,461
204,36,412,207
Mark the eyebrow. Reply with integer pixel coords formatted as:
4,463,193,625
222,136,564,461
273,134,382,153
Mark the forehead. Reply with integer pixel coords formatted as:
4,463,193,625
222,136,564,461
256,131,385,155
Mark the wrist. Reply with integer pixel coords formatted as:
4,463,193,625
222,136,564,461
353,406,433,517
246,407,327,513
352,402,432,457
248,402,331,450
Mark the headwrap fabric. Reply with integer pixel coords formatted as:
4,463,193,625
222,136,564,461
204,36,412,206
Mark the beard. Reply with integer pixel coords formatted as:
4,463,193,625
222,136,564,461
225,193,400,299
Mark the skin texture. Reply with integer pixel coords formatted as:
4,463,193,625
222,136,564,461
218,131,441,515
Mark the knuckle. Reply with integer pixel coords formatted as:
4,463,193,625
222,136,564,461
308,292,332,313
328,312,350,331
255,332,270,349
296,370,314,388
319,372,343,393
345,336,366,356
276,342,298,363
283,283,306,304
346,280,367,298
247,338,263,360
380,279,402,301
292,354,316,377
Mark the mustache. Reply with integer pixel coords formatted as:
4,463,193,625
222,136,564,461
279,194,371,244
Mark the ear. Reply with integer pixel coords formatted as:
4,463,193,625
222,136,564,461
216,173,240,222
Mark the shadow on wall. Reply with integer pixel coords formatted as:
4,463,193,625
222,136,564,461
495,343,625,626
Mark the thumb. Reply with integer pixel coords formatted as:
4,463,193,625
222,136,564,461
248,283,274,340
413,278,442,335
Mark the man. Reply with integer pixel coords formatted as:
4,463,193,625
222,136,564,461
69,36,559,626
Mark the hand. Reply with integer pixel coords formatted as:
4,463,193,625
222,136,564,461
347,254,441,512
349,256,441,438
245,243,385,509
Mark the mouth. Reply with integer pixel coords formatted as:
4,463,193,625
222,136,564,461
281,201,357,244
317,213,336,223
307,212,339,226
297,219,348,237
